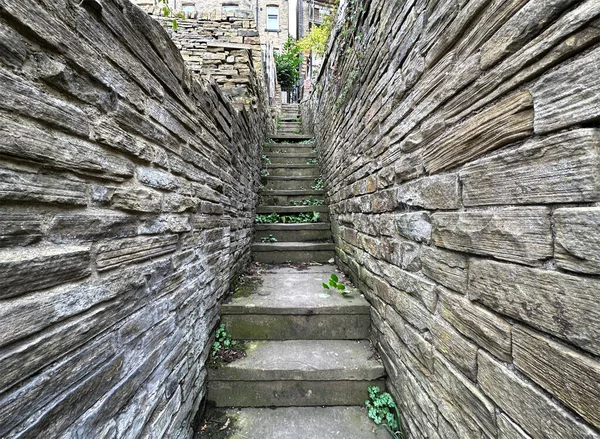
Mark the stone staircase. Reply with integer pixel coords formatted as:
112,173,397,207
252,104,335,264
206,104,388,438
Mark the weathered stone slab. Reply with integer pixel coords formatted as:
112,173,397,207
480,0,580,69
469,259,600,356
0,213,43,247
554,207,600,274
423,91,533,173
498,413,533,439
0,112,133,181
395,211,432,243
97,235,178,271
110,186,163,212
461,129,600,206
531,46,600,134
136,166,181,191
432,207,553,265
385,307,434,371
0,245,91,299
0,168,87,205
139,214,192,234
421,245,468,294
431,316,478,381
48,211,137,243
378,261,437,312
478,351,599,439
434,352,497,437
513,325,600,428
439,288,512,361
396,174,460,210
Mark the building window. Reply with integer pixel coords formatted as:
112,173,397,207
223,5,238,13
182,3,195,13
267,6,279,31
314,7,320,23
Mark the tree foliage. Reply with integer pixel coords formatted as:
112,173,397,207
274,37,302,91
298,12,335,56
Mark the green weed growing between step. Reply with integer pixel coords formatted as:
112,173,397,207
366,386,404,439
261,234,278,243
312,178,325,191
322,273,352,297
255,212,320,224
210,323,246,368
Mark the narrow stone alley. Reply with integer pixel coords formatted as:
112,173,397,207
204,104,390,438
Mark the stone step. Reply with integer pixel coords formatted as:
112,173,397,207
255,223,331,243
252,242,335,263
259,189,325,205
222,265,369,340
208,340,385,407
266,164,320,177
266,153,317,165
264,145,315,154
269,134,314,142
256,205,329,222
262,176,320,191
213,406,391,439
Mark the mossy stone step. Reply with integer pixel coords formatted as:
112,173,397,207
208,340,385,407
256,205,328,214
266,153,317,165
251,242,334,263
255,223,331,242
263,145,315,154
217,407,391,439
269,134,314,142
267,165,320,177
262,176,321,191
259,189,325,205
222,265,369,340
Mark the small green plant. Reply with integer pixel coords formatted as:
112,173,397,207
312,178,325,191
210,323,246,368
157,0,183,30
280,211,320,223
260,169,270,177
366,386,403,439
261,234,278,243
322,273,352,296
306,158,318,165
262,155,272,164
256,212,280,224
299,138,316,144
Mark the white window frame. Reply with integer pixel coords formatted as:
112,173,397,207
223,5,238,13
266,6,279,31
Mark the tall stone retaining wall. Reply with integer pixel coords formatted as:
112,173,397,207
0,0,266,437
304,1,600,438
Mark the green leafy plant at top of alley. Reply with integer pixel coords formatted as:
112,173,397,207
322,273,351,296
210,323,246,368
274,37,302,91
366,386,404,439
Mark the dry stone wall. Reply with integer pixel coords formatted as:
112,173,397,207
303,0,600,438
0,0,266,437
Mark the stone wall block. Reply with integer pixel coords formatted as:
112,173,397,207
0,168,88,206
439,288,512,361
513,325,600,428
433,352,497,437
469,259,600,356
48,212,138,243
431,315,478,381
96,235,178,272
423,91,533,173
460,129,600,206
421,245,468,294
554,207,600,274
397,174,460,210
531,46,600,134
0,213,44,248
478,351,598,439
395,211,432,243
0,245,91,299
432,207,553,265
